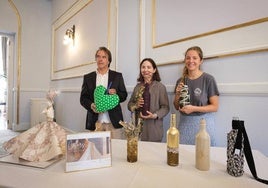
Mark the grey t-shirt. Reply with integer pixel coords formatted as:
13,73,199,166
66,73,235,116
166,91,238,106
175,72,219,116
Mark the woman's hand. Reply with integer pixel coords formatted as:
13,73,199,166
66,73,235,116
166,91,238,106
179,105,194,114
174,82,184,110
136,97,144,108
175,82,184,95
179,95,219,114
140,111,157,119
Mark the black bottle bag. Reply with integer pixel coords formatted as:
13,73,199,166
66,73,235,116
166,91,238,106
227,119,268,185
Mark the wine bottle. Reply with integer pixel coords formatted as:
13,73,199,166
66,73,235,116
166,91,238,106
179,78,190,108
167,113,179,166
195,118,210,171
142,83,150,116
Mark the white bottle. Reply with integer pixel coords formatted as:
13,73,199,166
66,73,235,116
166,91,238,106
195,118,210,171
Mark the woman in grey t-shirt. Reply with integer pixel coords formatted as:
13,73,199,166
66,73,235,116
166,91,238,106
173,46,219,146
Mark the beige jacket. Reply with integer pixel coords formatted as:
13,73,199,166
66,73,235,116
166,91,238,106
128,81,170,141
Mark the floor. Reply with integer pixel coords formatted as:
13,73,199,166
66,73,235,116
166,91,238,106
0,105,19,157
0,130,19,157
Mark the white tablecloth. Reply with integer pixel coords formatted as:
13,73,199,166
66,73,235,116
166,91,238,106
0,139,267,188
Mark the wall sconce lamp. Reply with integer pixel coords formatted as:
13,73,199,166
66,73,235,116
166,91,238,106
63,25,75,45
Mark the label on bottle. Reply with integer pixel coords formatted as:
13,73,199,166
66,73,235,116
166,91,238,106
167,147,179,166
167,113,179,166
179,85,190,108
142,83,150,116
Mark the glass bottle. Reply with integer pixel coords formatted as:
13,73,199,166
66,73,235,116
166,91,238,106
167,113,179,166
195,118,210,171
179,78,190,108
142,83,150,116
127,134,138,163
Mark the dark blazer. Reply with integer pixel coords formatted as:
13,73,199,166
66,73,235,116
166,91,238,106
80,70,127,130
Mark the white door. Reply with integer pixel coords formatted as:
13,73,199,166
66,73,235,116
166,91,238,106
0,34,15,130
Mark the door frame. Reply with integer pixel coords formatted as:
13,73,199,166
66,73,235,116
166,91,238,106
0,33,16,130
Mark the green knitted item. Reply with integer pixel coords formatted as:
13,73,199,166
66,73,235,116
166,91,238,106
94,85,119,113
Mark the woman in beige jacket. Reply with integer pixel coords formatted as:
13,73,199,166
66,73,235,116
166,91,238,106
128,58,170,142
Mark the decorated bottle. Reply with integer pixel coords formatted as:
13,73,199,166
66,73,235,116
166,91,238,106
179,78,190,108
195,118,210,171
167,113,179,166
142,83,150,116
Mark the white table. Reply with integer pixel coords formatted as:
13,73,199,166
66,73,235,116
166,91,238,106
0,139,267,188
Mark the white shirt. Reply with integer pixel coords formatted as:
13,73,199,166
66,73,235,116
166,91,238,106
96,70,111,123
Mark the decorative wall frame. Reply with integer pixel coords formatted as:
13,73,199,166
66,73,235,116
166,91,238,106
140,0,268,66
51,0,117,80
7,0,21,125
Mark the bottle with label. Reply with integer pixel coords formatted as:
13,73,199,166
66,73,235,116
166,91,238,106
179,78,190,108
167,113,179,166
142,83,150,116
195,118,210,171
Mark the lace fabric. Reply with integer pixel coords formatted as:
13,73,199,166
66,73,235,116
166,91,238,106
3,121,67,162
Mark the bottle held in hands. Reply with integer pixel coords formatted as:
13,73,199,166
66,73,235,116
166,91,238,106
142,83,150,116
179,78,190,108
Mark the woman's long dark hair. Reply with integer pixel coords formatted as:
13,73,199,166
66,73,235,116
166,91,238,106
137,58,161,82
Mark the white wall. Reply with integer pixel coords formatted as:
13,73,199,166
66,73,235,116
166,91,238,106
19,0,52,130
50,0,268,156
0,0,51,89
0,0,51,130
1,0,267,156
